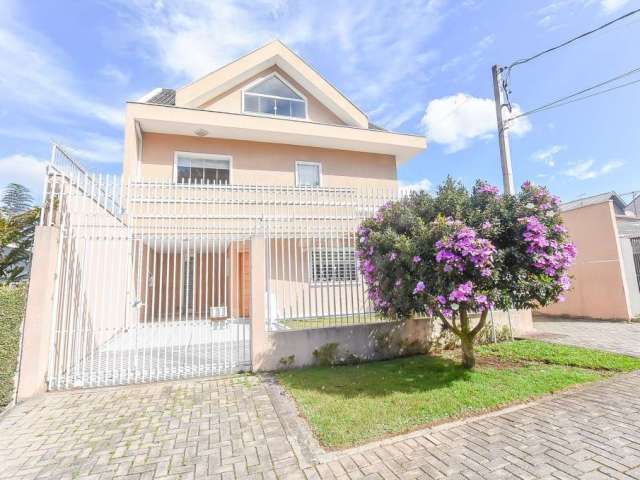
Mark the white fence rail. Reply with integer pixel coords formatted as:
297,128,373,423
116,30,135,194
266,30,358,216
41,146,398,388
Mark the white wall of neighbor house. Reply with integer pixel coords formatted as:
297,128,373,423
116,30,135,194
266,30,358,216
619,237,640,317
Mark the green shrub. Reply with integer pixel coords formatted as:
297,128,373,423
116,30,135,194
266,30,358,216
0,284,27,408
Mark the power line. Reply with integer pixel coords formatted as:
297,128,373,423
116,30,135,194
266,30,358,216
507,8,640,72
500,8,640,110
507,65,640,121
508,76,640,121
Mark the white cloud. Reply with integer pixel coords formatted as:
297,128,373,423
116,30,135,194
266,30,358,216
531,144,567,167
101,65,130,86
380,104,425,131
421,93,531,153
0,126,123,166
0,22,123,127
400,178,432,193
601,0,631,13
563,159,624,180
116,0,446,132
0,154,47,196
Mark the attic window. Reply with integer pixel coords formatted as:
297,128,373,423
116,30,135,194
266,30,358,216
243,74,306,119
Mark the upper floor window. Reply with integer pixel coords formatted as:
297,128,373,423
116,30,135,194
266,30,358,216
175,152,231,184
296,161,321,187
243,74,306,119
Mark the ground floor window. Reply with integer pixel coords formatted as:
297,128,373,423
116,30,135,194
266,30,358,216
311,249,357,282
296,161,321,187
175,152,231,184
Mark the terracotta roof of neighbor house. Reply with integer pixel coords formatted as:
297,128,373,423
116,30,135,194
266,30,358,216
561,191,628,214
146,88,176,106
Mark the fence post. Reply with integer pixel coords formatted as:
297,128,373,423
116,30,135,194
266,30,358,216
15,226,60,401
250,235,267,371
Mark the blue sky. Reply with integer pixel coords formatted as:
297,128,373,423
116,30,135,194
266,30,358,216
1,0,639,201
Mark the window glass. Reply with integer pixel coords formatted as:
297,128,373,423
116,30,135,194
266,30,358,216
243,94,259,112
291,101,305,118
259,96,276,115
296,163,320,186
176,154,230,184
243,75,306,119
276,98,292,117
246,75,302,99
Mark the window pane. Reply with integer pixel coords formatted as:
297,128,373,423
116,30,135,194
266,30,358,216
297,163,320,186
190,167,203,183
247,75,302,100
177,165,191,183
291,101,305,118
275,98,291,117
259,96,276,115
217,168,230,185
244,94,259,113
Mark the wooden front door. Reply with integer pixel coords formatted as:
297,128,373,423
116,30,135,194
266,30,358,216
237,251,251,318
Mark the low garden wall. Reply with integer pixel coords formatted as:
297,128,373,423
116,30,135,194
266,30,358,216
253,309,532,371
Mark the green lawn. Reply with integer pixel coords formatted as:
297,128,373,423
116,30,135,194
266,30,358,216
0,284,27,409
277,340,640,448
477,339,640,371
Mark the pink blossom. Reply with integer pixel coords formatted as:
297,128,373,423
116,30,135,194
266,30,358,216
413,281,426,295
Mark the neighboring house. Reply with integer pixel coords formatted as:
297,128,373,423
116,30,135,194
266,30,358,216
538,191,640,320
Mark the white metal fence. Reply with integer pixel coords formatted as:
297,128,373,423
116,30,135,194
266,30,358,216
41,146,397,388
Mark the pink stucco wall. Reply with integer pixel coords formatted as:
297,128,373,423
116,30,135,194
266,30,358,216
537,200,632,320
139,132,398,189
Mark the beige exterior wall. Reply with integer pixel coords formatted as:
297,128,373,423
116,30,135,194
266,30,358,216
139,132,397,189
16,227,60,400
201,65,346,126
537,201,633,320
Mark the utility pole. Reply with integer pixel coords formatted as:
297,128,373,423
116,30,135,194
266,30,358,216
492,65,515,195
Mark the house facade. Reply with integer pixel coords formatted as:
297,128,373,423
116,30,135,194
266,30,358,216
17,41,530,398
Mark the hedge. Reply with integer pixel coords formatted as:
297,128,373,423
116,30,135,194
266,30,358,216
0,284,27,409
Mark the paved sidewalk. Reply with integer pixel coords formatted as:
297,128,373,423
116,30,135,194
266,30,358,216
532,317,640,357
2,371,640,479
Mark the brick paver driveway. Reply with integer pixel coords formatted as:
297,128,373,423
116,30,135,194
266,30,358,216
532,317,640,357
2,371,640,479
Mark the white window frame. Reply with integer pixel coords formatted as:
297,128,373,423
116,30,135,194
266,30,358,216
241,72,308,120
173,152,233,184
295,161,322,187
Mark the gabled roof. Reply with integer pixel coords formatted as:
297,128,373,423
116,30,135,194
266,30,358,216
174,40,370,128
561,191,628,213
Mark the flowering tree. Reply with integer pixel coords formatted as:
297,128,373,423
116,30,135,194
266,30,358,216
357,178,576,368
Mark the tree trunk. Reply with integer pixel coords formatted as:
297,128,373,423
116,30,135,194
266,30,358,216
460,333,475,369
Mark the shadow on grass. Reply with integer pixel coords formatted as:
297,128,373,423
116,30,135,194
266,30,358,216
277,355,473,399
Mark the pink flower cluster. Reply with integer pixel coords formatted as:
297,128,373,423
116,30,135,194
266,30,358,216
435,226,496,277
476,181,500,196
434,281,495,316
521,216,576,295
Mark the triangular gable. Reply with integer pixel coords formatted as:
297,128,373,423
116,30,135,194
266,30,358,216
175,40,369,128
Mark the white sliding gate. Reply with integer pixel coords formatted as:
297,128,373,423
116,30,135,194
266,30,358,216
43,149,251,390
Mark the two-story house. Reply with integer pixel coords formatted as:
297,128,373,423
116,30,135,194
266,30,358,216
19,40,427,395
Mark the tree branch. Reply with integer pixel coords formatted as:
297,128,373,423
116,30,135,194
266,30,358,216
470,310,489,337
435,310,462,336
